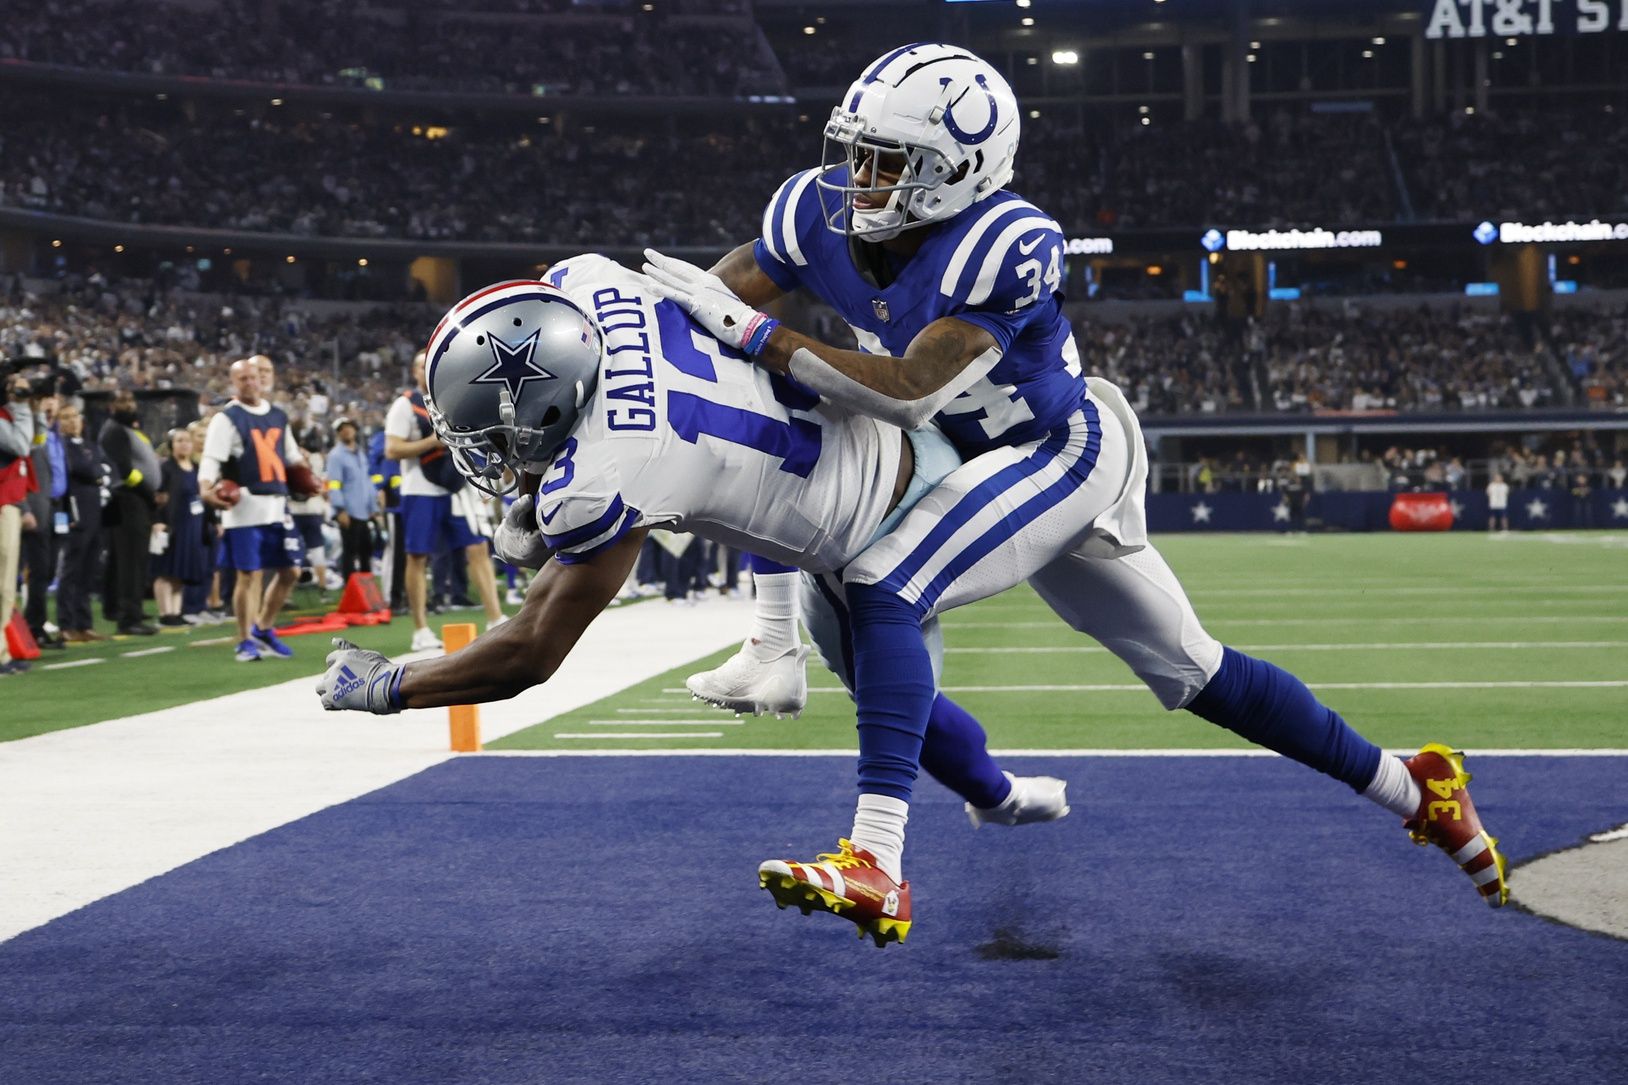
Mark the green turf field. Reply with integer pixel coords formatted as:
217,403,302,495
9,533,1626,748
490,532,1628,752
0,586,521,742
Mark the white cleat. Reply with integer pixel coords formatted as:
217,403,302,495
966,771,1071,829
685,639,809,718
410,626,443,652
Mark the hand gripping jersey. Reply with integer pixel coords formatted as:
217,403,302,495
534,255,901,571
754,167,1086,459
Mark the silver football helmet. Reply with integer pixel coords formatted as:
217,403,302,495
422,280,602,497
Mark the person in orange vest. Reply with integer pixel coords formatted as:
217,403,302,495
198,358,308,662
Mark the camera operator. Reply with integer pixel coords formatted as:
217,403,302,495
0,370,42,675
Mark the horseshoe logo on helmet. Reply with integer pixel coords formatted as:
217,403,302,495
939,73,999,146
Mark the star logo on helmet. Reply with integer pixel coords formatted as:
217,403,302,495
472,329,556,400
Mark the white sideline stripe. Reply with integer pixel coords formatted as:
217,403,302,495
665,680,1628,695
475,748,1628,759
553,732,726,740
1181,585,1628,597
943,641,1626,654
615,708,716,715
40,658,107,671
1590,824,1628,842
581,719,743,726
120,647,175,659
0,596,757,946
943,616,1628,629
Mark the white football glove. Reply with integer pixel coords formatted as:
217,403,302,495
493,493,552,569
640,249,779,356
316,637,404,714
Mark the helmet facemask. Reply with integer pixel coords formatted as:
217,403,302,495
426,381,587,499
817,109,958,242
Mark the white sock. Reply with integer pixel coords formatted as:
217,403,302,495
748,571,800,656
849,794,909,883
1362,754,1422,819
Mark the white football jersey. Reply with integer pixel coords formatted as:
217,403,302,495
533,254,900,572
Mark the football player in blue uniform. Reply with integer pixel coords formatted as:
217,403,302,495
643,43,1507,942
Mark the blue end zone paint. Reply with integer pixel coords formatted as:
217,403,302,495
2,756,1624,1085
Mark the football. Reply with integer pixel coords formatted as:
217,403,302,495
286,463,324,499
212,478,242,508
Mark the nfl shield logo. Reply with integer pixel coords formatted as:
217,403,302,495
872,298,891,323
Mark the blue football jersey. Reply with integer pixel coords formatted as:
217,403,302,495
753,166,1086,457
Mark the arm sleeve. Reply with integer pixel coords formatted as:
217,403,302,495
196,412,236,485
100,424,135,482
542,492,641,566
0,404,34,458
948,220,1066,353
752,169,822,294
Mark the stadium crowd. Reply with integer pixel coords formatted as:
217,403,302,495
0,0,782,96
1080,301,1626,415
9,94,1628,247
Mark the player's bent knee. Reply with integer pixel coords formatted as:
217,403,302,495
1129,636,1225,711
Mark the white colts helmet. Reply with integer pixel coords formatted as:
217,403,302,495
819,43,1021,242
422,280,602,497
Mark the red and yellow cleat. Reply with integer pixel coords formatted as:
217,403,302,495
1402,743,1509,907
758,839,912,948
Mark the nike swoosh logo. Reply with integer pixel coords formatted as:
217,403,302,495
539,503,562,526
1018,236,1044,255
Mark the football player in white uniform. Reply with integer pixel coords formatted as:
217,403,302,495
317,263,1071,889
637,43,1507,943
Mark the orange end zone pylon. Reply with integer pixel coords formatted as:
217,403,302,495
441,622,482,753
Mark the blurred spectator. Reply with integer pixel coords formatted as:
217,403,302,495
151,427,207,626
21,393,65,648
98,390,160,635
0,373,39,674
325,416,378,582
1486,472,1509,532
55,401,110,642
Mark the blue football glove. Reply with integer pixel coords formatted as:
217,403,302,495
316,637,404,714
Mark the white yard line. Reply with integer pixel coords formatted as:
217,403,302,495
578,719,744,726
552,732,727,740
0,598,754,945
942,616,1628,629
664,680,1628,695
943,641,1627,654
479,748,1628,758
39,658,106,671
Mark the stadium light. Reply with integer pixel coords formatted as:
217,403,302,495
1250,40,1261,49
803,25,815,34
1021,16,1034,26
285,255,296,264
1141,116,1151,125
358,258,369,267
1017,0,1031,7
1142,51,1155,60
51,239,62,248
1372,36,1386,45
1029,109,1041,118
1362,50,1374,59
1247,54,1258,63
1138,104,1149,113
114,245,124,253
1052,50,1079,65
270,98,284,106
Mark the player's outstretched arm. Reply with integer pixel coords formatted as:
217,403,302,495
754,317,1001,430
642,248,1000,430
317,528,647,713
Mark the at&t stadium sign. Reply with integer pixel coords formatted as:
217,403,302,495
1425,0,1628,38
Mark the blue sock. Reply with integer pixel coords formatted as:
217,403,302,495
1186,647,1382,791
922,695,1012,810
747,553,797,575
847,583,937,802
